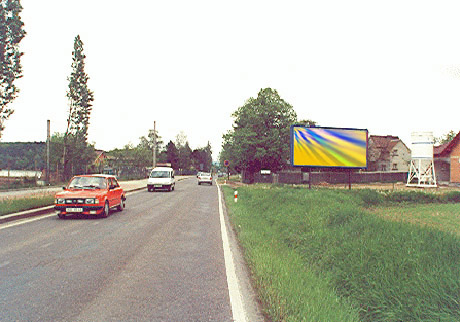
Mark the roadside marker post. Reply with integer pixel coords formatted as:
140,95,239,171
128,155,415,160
234,190,238,203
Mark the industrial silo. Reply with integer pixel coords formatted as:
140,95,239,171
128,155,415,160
406,132,437,187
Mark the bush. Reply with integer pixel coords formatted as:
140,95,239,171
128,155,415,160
384,190,438,203
440,191,460,203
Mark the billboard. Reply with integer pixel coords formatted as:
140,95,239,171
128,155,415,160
290,126,368,169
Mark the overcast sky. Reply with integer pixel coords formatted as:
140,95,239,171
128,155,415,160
3,0,460,159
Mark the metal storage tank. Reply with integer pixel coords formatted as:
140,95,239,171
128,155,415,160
407,131,437,187
410,132,434,159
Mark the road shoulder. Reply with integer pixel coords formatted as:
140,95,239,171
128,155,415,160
217,183,266,322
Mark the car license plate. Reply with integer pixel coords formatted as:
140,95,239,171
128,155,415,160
66,207,83,213
154,185,162,187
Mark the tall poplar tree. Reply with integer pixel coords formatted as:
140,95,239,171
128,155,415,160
63,35,94,178
0,0,26,139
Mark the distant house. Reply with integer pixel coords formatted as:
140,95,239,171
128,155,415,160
94,150,109,167
434,131,460,184
368,135,411,172
93,150,117,173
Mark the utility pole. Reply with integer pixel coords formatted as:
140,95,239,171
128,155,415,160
46,120,50,185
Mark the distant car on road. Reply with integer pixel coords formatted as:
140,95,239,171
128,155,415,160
147,167,175,192
198,172,213,185
54,174,126,219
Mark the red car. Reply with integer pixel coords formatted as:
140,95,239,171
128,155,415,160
54,174,126,219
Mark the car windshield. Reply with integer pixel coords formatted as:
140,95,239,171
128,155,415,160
68,176,107,189
150,171,170,178
201,173,211,177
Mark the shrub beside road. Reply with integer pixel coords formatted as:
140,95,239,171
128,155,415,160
222,185,460,321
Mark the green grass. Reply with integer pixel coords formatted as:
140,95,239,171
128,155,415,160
0,195,55,216
222,185,460,321
372,203,460,236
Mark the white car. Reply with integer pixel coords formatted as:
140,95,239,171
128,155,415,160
147,167,175,192
198,172,213,185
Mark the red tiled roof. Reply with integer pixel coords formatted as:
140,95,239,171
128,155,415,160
434,131,460,157
369,135,400,149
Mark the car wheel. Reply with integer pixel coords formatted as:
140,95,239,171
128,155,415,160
101,201,110,218
117,198,125,211
58,212,66,219
198,182,201,185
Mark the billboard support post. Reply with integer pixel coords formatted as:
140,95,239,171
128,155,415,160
348,169,352,190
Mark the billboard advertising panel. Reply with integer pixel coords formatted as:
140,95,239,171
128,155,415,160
291,126,368,169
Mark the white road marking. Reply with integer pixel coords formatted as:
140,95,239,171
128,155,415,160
217,183,247,322
0,213,56,231
40,242,53,249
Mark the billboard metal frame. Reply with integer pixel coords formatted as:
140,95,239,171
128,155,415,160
290,125,369,170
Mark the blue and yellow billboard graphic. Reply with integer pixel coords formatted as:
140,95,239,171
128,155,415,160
291,126,368,168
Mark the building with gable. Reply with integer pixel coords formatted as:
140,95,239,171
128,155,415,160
434,131,460,184
368,135,411,172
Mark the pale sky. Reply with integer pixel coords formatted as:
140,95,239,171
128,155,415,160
3,0,460,159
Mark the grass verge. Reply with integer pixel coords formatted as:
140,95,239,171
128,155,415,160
0,195,55,217
222,185,460,321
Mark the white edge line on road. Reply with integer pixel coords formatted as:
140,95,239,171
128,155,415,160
0,213,56,231
217,183,247,322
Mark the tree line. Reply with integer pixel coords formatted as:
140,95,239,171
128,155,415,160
0,142,45,170
0,134,213,176
106,133,213,174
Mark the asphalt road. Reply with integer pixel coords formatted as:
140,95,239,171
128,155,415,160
0,178,262,321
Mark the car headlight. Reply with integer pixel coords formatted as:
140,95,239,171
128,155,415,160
85,198,98,204
56,198,65,204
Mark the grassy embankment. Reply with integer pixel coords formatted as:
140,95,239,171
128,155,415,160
0,194,55,217
222,185,460,322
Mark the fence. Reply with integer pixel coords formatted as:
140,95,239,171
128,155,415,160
251,171,408,185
